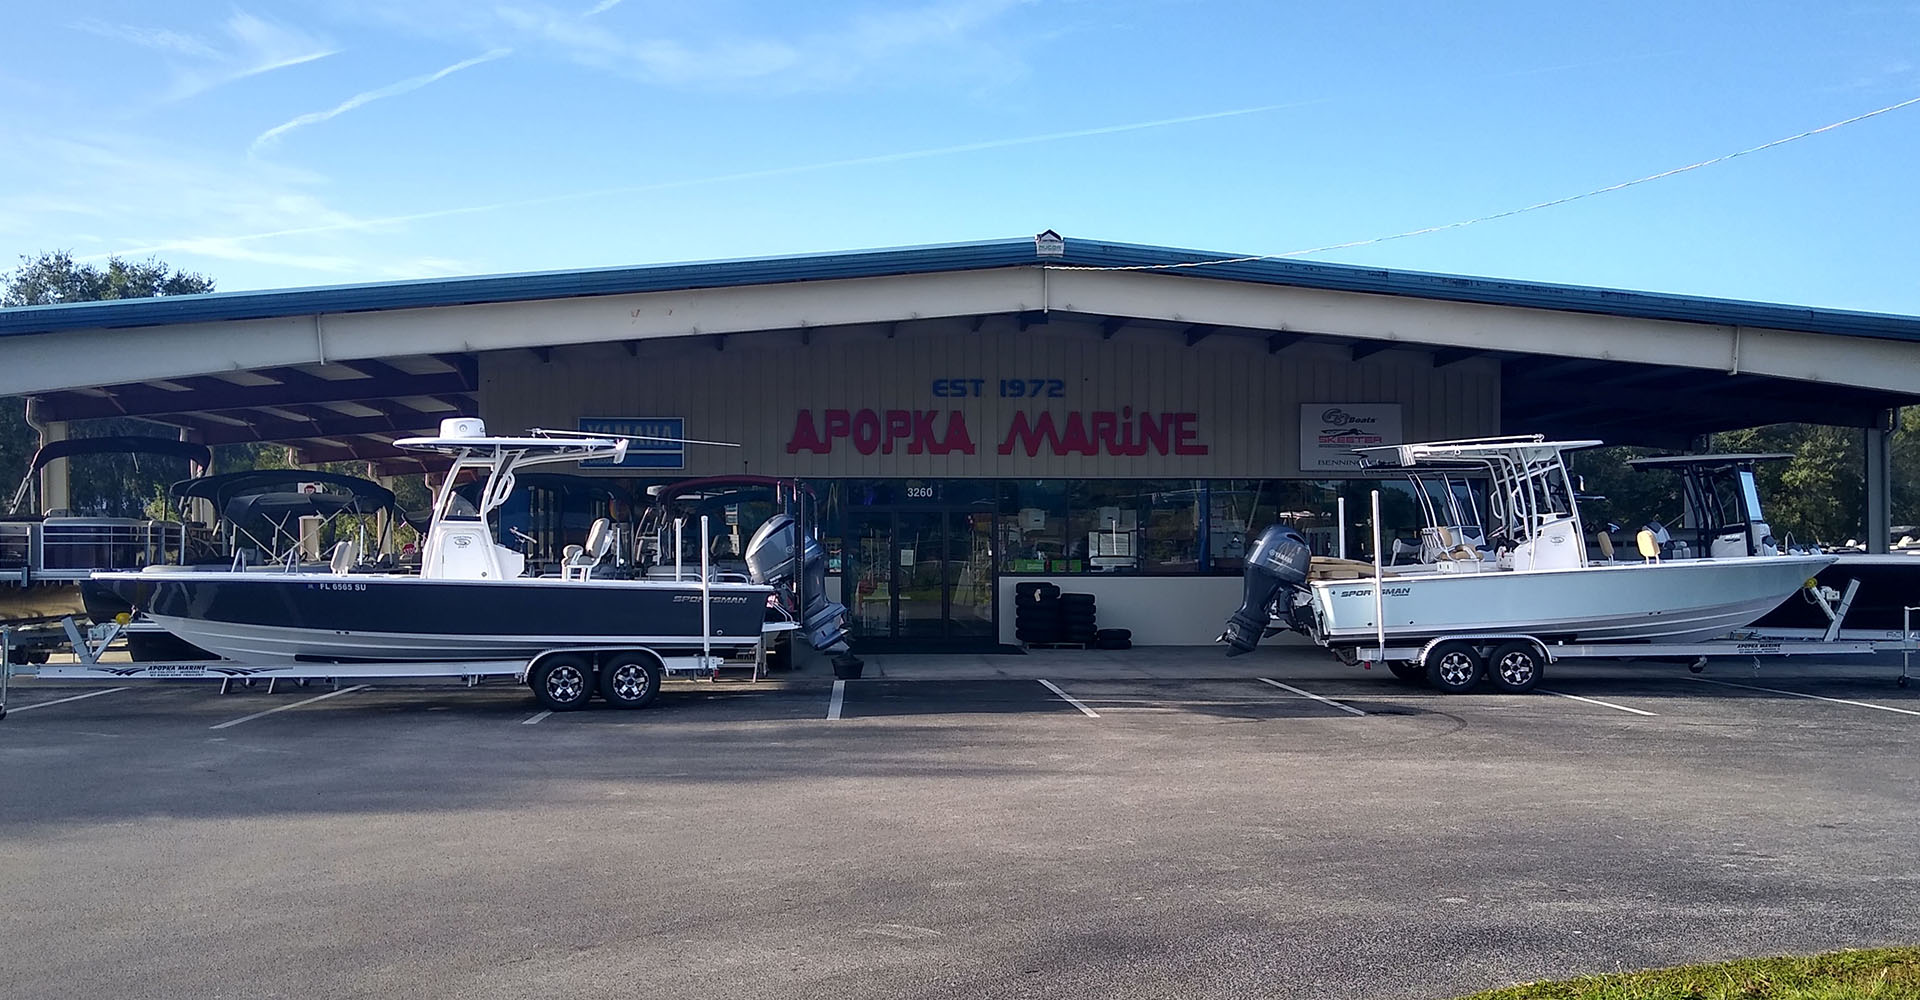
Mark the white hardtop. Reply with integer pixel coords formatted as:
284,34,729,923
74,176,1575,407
1354,435,1603,468
1625,453,1794,468
393,417,628,463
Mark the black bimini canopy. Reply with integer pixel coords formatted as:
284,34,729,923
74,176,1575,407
173,469,396,515
26,436,212,475
222,492,373,524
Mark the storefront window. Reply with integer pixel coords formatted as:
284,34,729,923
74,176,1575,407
999,480,1069,573
1042,480,1203,575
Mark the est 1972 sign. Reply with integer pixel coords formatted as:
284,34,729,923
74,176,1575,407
932,378,1066,398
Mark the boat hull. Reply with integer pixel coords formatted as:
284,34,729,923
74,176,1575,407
90,571,775,663
1309,555,1834,647
1749,555,1920,638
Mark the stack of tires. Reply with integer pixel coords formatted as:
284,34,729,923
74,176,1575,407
1014,582,1063,644
1059,592,1097,645
1094,627,1132,650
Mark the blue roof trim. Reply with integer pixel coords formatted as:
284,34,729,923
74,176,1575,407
5,236,1919,345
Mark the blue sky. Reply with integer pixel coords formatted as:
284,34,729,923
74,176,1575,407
2,1,1916,312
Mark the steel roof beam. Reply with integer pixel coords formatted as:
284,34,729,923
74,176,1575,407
1267,331,1307,354
30,370,478,422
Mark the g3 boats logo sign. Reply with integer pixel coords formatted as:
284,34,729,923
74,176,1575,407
1300,403,1402,471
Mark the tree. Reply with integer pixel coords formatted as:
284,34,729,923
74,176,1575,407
1,250,213,306
4,251,217,514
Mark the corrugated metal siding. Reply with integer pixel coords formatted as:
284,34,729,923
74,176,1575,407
480,323,1499,479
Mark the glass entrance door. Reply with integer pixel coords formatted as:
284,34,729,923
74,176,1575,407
848,508,995,648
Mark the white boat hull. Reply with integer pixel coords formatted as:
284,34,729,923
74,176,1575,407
1310,555,1835,646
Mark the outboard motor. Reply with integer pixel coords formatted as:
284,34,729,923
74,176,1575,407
1220,525,1313,656
745,513,850,650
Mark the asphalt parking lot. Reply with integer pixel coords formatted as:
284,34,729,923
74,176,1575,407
3,642,1917,1000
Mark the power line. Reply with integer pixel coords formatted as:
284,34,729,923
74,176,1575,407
1047,95,1920,272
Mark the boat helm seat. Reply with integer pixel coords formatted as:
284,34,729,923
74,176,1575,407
1635,529,1661,563
563,518,614,581
1596,530,1616,562
329,539,359,575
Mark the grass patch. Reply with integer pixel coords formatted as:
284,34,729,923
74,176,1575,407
1452,948,1920,999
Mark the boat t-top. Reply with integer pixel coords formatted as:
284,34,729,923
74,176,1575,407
90,418,846,709
1626,452,1918,641
1222,435,1835,690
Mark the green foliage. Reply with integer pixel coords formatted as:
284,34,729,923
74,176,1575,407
1712,424,1866,547
0,396,30,506
3,251,219,511
1569,446,1682,535
1451,946,1920,999
1,250,213,306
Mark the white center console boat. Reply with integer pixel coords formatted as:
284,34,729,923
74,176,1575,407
1223,436,1836,691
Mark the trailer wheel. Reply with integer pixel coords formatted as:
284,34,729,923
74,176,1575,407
1487,641,1544,694
1386,660,1424,682
530,655,593,711
1425,641,1484,693
598,653,662,709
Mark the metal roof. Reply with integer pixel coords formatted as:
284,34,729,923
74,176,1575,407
5,236,1920,344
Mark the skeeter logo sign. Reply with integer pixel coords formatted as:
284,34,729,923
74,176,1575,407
1300,403,1402,471
784,408,1209,457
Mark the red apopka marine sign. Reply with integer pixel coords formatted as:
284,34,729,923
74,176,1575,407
784,408,1207,457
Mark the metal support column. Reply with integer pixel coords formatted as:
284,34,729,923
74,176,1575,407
25,398,68,514
1865,411,1895,554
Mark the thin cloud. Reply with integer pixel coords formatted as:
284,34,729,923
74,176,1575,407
74,11,339,103
581,0,626,16
108,98,1330,257
70,18,221,59
250,49,512,155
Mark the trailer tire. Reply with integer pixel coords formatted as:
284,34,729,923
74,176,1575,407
1487,641,1544,694
598,653,663,709
530,654,593,711
1424,641,1483,693
1386,660,1424,682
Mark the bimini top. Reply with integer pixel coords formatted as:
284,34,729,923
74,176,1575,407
173,469,397,512
1626,453,1793,469
24,435,212,475
1354,435,1604,468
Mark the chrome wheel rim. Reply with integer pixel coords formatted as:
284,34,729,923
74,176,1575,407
546,665,585,702
1498,652,1535,686
610,663,649,701
1437,652,1477,687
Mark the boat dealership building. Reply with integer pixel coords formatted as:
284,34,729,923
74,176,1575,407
4,233,1919,649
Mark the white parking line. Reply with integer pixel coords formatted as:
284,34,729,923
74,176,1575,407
522,710,553,725
8,687,128,712
1689,677,1920,717
1257,678,1366,716
209,685,367,730
1038,679,1100,718
827,680,845,721
1538,689,1657,716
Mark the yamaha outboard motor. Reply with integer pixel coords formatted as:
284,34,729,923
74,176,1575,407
1220,525,1313,656
745,513,850,650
